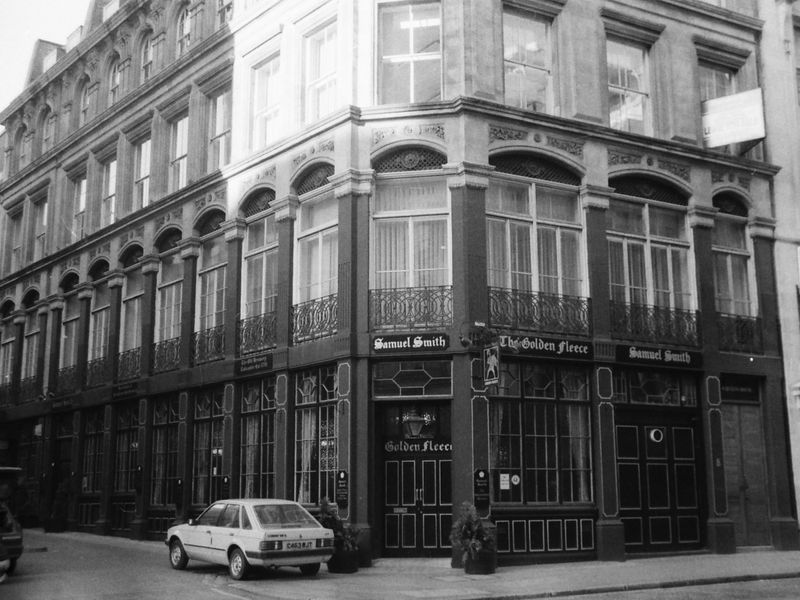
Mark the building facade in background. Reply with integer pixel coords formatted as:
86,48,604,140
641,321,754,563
0,0,798,563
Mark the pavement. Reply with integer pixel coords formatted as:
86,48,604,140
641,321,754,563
17,528,800,599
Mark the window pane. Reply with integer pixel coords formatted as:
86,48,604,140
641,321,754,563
375,220,409,288
487,181,529,215
608,201,644,234
376,179,447,212
413,219,448,286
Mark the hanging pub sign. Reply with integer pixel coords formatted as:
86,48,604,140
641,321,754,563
498,334,593,360
483,344,500,386
615,344,703,368
372,333,449,353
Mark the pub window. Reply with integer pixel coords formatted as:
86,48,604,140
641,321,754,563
240,377,277,498
192,388,225,505
82,408,105,493
151,397,179,506
114,403,140,492
294,365,338,505
489,363,592,504
372,360,452,397
612,369,697,406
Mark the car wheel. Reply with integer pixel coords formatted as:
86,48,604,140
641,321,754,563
6,558,16,576
228,547,249,580
299,562,320,576
169,539,189,570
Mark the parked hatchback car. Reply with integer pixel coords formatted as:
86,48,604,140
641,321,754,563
166,499,334,580
0,467,23,581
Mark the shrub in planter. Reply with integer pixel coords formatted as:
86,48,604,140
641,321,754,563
317,498,359,574
449,501,497,575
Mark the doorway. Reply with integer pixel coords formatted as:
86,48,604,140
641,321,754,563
379,402,452,557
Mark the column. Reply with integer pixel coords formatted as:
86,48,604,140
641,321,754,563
107,271,125,382
35,304,49,397
582,186,613,338
95,404,115,535
179,239,200,369
10,312,25,399
223,220,245,361
76,285,94,389
47,296,64,396
131,396,152,539
273,196,298,348
176,391,191,520
140,257,160,377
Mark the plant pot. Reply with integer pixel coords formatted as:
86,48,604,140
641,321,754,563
327,550,359,573
463,549,496,575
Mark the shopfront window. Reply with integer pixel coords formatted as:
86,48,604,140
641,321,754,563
240,377,276,498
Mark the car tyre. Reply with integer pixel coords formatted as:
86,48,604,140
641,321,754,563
6,558,16,576
169,539,189,570
228,547,249,580
299,562,321,576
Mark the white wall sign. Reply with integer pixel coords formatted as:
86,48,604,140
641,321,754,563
702,88,765,148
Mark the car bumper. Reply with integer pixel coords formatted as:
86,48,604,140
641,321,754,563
0,535,23,559
245,548,334,566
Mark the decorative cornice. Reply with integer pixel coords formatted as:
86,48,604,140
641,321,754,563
546,135,584,159
489,124,527,142
688,204,718,229
749,216,776,239
372,122,445,145
658,158,691,182
608,149,643,166
272,195,299,222
330,169,375,198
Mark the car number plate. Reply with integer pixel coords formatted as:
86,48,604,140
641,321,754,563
286,540,313,550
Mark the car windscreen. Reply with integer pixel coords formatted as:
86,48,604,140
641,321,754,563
253,503,320,529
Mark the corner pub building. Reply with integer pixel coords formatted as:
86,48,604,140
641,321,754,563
0,0,797,565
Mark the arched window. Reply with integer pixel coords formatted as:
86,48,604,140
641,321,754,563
14,125,29,172
140,33,154,83
713,193,752,316
176,6,192,57
20,291,40,390
242,189,278,320
39,107,56,155
59,274,81,390
108,56,122,106
0,301,16,387
120,245,144,379
195,210,228,339
154,229,183,372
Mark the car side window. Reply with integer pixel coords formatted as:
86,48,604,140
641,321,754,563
241,508,252,530
219,504,240,528
196,503,225,526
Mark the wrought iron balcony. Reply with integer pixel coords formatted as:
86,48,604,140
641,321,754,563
369,286,453,331
291,294,338,343
152,337,181,374
239,311,277,354
488,288,591,336
87,356,113,388
193,324,225,364
19,376,38,403
717,313,763,354
117,347,142,381
610,301,700,346
57,365,79,394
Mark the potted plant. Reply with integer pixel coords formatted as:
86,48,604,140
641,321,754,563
450,501,497,575
317,498,359,573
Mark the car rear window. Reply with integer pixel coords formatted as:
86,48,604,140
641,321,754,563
253,503,320,528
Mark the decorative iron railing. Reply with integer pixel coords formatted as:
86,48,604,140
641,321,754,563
87,356,113,388
610,301,700,346
369,286,453,331
193,324,225,364
152,337,181,373
291,294,338,343
19,376,38,403
57,365,79,394
239,312,277,354
717,313,763,354
117,347,142,381
0,382,12,407
488,288,591,336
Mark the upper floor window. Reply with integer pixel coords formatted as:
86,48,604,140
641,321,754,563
140,33,154,83
108,57,122,106
208,88,232,171
101,158,117,228
486,180,582,297
6,211,23,273
156,250,184,343
607,196,691,310
252,56,280,150
170,115,189,191
21,304,39,381
14,126,30,172
372,177,450,289
78,81,91,127
60,292,80,369
713,196,752,315
89,279,111,360
378,1,441,104
121,259,144,352
699,62,736,102
177,6,192,57
41,111,57,154
244,200,278,318
304,21,337,123
133,138,151,211
71,174,87,244
197,215,228,332
607,38,649,134
503,10,552,113
32,197,48,262
296,191,338,303
217,0,233,27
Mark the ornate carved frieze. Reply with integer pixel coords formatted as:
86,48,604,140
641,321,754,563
608,149,643,166
711,170,751,191
22,274,39,291
292,139,336,170
657,159,690,182
195,186,227,212
155,207,183,230
546,135,584,159
59,256,81,274
241,165,276,191
489,125,527,142
372,122,445,145
119,226,145,246
89,242,112,260
737,176,750,191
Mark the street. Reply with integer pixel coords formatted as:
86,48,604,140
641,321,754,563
4,529,800,600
